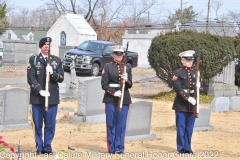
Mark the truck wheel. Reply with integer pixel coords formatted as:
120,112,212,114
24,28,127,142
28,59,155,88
90,63,99,76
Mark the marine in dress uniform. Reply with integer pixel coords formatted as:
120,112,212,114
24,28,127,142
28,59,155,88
27,37,64,154
101,45,132,154
171,50,203,154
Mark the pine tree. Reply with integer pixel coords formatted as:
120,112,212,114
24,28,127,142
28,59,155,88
0,3,7,35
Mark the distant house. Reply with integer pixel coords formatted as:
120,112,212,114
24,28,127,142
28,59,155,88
1,27,47,40
180,21,238,37
0,26,47,47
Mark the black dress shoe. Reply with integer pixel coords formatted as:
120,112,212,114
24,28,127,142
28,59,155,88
115,151,123,154
178,149,185,154
41,151,55,155
35,151,42,155
185,150,194,154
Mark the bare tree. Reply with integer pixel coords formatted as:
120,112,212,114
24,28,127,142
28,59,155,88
46,0,99,22
209,0,238,36
228,11,240,32
123,0,161,26
6,2,60,29
211,0,224,20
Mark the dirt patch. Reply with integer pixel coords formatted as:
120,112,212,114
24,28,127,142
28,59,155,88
0,67,239,160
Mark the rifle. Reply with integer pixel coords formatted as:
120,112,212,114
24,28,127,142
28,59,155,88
117,42,129,112
193,48,201,118
45,38,51,112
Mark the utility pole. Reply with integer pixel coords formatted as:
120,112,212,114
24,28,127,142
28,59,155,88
181,0,182,13
206,0,211,33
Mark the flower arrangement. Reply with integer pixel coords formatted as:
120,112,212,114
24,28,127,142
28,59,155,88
0,136,14,152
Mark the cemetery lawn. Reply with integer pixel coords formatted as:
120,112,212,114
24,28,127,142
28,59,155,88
0,67,240,160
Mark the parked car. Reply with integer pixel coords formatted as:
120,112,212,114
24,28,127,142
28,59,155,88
62,40,138,76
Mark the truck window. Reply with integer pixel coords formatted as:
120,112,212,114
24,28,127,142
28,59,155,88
92,44,104,53
103,46,112,55
77,41,89,50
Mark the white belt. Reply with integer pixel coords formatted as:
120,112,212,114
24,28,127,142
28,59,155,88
109,84,120,87
184,89,194,93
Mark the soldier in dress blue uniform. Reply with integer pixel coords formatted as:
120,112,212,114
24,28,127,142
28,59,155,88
171,50,203,154
101,45,132,154
27,37,64,155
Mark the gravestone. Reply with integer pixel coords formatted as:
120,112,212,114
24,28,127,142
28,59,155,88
194,108,214,131
229,96,240,110
70,77,105,123
125,99,156,142
209,97,229,112
69,78,156,141
140,82,154,87
59,72,70,94
0,87,31,130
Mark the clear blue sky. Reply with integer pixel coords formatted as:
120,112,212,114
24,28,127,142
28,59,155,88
10,0,240,20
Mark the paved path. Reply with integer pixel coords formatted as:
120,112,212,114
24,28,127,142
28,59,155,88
0,78,27,84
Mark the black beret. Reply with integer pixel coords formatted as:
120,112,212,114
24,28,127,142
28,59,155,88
39,37,52,48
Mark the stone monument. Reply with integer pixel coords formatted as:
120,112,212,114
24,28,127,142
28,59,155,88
0,87,31,130
69,55,77,88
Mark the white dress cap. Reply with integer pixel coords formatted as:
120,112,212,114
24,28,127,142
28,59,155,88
179,50,195,59
110,45,126,53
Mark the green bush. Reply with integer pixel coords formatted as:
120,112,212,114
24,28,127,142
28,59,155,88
232,34,240,86
148,30,235,91
154,91,214,104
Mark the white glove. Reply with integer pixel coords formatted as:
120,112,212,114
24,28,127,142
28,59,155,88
39,90,50,97
188,97,196,105
114,90,122,97
46,65,53,75
121,73,128,81
196,82,201,88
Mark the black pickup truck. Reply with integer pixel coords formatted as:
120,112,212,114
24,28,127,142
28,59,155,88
62,40,138,76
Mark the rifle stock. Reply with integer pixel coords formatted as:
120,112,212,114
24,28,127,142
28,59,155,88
117,42,129,112
193,49,201,118
45,38,51,112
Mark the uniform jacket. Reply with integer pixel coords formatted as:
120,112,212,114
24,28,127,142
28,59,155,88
101,61,132,104
27,53,64,105
172,67,203,112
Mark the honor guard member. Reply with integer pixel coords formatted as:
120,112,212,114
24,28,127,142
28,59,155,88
171,50,203,154
101,45,132,154
27,37,64,155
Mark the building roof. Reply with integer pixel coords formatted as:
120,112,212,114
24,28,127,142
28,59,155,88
9,28,47,41
48,13,96,36
180,21,238,37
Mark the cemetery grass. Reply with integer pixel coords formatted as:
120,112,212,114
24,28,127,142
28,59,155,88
0,67,240,160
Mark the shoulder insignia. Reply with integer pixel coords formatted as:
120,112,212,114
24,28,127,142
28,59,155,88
30,54,37,57
27,63,31,69
51,55,59,58
172,75,178,81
